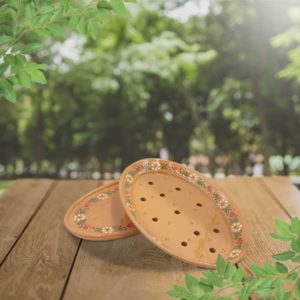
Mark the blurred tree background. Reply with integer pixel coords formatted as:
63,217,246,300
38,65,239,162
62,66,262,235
1,0,300,179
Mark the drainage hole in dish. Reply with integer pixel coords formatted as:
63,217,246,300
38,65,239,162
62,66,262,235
152,217,158,222
213,228,220,233
181,241,188,247
160,193,165,197
174,210,181,214
140,197,146,201
209,247,216,253
175,187,181,191
196,203,202,207
193,231,200,236
148,181,154,185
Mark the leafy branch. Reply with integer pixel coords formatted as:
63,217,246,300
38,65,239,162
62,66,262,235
167,217,300,300
0,0,136,102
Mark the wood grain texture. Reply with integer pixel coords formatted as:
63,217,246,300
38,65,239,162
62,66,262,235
1,177,299,300
214,178,298,269
0,180,98,300
260,176,300,217
0,179,54,264
63,234,203,300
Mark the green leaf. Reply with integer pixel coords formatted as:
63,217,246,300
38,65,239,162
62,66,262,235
285,272,298,281
270,232,293,242
15,54,27,67
251,264,266,277
87,21,98,39
255,287,273,295
224,263,235,279
77,18,86,34
295,282,300,299
291,255,300,263
275,262,288,273
272,251,295,261
111,0,127,15
124,0,137,2
185,274,204,297
0,35,13,46
26,69,47,84
0,79,16,102
18,70,31,88
292,239,300,252
276,284,285,300
0,63,9,75
275,220,294,237
291,218,300,235
216,255,226,275
166,285,191,299
22,43,43,54
69,16,80,29
232,268,244,282
97,0,112,10
198,281,213,293
262,262,277,275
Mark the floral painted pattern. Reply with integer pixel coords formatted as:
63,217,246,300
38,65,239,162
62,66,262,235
121,159,245,259
73,186,134,234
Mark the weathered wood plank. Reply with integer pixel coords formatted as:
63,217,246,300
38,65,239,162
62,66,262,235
215,178,297,269
260,176,300,217
63,234,203,300
0,180,98,300
0,179,54,264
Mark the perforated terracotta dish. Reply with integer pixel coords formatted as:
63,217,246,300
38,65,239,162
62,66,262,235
64,182,139,240
119,159,248,268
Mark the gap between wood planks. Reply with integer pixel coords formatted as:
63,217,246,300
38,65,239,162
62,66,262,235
0,180,57,266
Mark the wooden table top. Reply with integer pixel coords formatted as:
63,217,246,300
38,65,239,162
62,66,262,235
0,177,299,300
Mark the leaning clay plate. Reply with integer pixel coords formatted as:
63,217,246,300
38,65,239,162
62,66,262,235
64,182,139,240
119,159,248,268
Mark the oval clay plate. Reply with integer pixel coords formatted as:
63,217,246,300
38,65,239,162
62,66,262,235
119,159,248,268
64,182,139,241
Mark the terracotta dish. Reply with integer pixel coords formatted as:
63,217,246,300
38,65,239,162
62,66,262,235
119,159,248,268
64,182,139,240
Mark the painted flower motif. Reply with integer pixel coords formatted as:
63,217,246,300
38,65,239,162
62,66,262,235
125,174,134,184
126,222,135,228
230,211,236,219
217,199,228,209
74,213,85,222
231,222,242,233
150,160,161,171
102,226,113,234
83,224,91,229
171,165,178,173
97,193,108,200
84,203,91,208
207,184,213,193
188,173,198,183
236,237,243,245
230,248,241,258
135,165,143,172
142,160,150,170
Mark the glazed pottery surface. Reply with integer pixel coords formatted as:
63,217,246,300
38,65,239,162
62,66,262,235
64,182,139,240
119,159,248,268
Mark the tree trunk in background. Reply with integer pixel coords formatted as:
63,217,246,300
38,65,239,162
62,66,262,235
252,79,271,175
35,91,45,178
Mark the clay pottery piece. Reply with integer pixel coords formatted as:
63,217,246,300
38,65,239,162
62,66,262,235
64,182,139,240
119,159,248,268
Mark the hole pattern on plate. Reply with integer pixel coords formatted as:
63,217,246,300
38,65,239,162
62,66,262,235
121,159,244,260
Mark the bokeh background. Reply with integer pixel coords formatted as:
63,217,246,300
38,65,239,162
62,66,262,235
1,0,300,181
